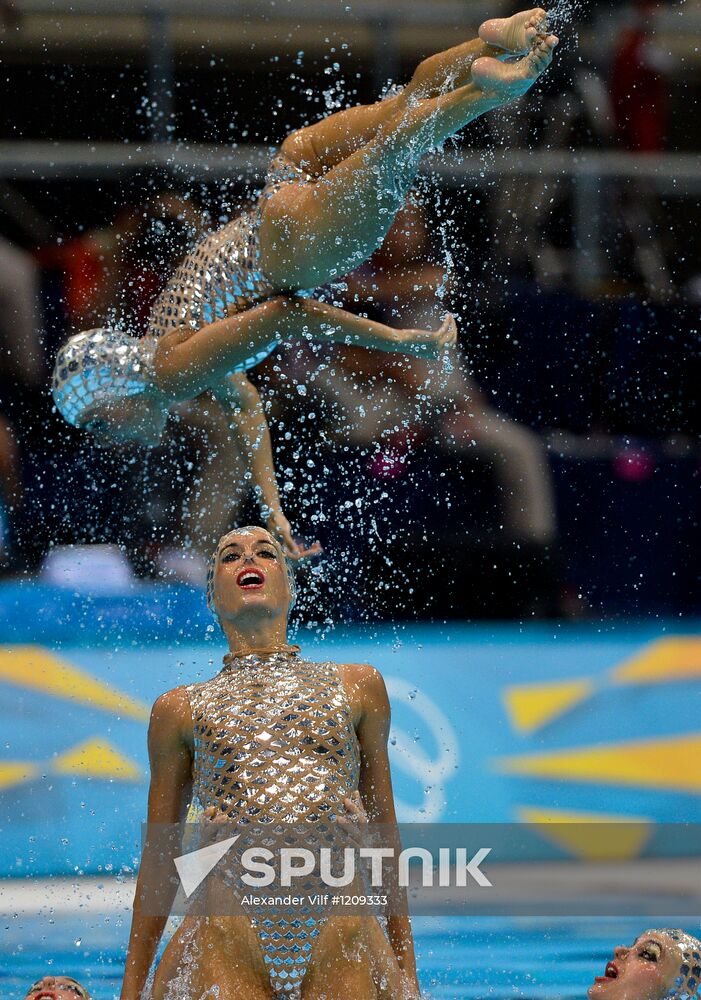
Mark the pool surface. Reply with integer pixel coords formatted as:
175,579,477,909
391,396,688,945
1,900,694,999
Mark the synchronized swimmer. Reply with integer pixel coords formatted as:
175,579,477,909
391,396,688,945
121,525,417,1000
23,976,92,999
52,8,558,558
588,929,701,1000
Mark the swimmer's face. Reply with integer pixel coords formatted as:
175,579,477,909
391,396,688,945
212,527,292,624
588,933,682,1000
24,975,91,1000
79,394,168,447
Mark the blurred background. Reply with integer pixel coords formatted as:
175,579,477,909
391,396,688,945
0,0,699,622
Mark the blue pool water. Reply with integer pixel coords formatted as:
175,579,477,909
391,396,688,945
1,909,692,998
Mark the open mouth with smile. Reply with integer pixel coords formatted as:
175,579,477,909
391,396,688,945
236,567,266,590
595,962,619,985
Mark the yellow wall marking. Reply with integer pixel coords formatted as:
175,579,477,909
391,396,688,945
502,636,701,734
612,638,701,684
503,679,595,734
0,645,149,721
516,805,652,860
496,733,701,794
0,761,41,790
53,737,143,782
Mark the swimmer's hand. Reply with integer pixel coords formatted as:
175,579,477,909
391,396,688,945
202,805,228,825
403,313,457,360
266,508,323,561
337,791,370,849
199,804,231,847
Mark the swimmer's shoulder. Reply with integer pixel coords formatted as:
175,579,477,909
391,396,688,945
149,685,195,752
337,662,390,725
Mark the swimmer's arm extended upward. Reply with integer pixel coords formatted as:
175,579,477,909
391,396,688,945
210,374,320,559
354,664,420,998
120,688,193,1000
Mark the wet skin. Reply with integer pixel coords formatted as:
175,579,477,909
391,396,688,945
77,392,321,559
588,933,684,1000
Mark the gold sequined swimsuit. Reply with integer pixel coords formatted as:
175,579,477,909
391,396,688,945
146,155,313,373
185,651,360,998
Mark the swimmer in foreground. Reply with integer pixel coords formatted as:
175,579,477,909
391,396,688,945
589,929,701,999
24,976,92,999
120,525,418,1000
52,9,558,556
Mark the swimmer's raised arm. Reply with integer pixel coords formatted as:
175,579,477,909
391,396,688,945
151,298,453,557
210,374,321,560
120,688,193,1000
349,663,420,999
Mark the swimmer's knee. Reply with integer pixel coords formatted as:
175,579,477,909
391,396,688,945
280,129,315,171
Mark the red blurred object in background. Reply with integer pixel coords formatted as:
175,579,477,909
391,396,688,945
613,447,656,482
611,1,669,152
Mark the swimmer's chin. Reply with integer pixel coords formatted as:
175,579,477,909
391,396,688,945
134,425,166,447
84,423,165,449
79,394,169,448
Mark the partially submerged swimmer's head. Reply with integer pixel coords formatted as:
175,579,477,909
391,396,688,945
207,526,297,629
24,975,92,999
589,929,701,1000
52,328,168,446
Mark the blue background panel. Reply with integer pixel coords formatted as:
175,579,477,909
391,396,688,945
1,583,700,875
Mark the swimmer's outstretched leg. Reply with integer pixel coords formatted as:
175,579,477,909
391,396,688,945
279,39,506,178
276,7,547,176
260,34,559,290
280,8,549,177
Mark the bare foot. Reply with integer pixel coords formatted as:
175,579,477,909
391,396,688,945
471,34,558,101
479,8,548,55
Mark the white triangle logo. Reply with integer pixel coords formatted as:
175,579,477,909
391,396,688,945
174,835,239,898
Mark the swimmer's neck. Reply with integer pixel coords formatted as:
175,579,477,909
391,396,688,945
220,613,290,659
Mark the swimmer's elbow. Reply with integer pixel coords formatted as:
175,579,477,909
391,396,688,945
279,130,315,171
226,372,261,412
152,341,190,400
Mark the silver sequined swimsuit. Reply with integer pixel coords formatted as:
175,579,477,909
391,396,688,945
185,651,360,997
146,154,313,373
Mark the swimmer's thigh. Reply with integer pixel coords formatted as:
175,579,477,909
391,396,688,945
302,915,407,1000
152,918,272,1000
